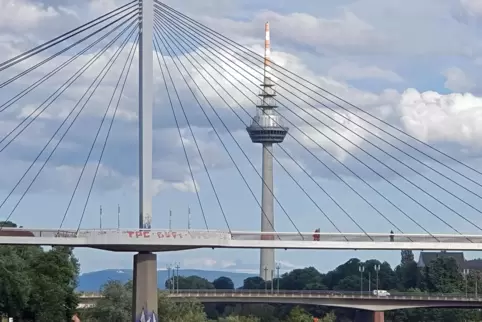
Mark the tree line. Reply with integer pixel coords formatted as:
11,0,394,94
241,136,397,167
84,250,482,322
0,220,481,321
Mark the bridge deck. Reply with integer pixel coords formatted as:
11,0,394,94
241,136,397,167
78,290,482,311
0,228,481,251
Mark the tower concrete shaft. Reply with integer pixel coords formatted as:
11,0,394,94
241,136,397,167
246,22,288,281
260,143,275,280
134,0,157,320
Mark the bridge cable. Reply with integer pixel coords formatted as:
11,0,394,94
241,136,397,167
156,1,482,189
0,0,137,72
155,21,291,237
157,11,482,219
155,17,337,238
0,17,137,153
0,21,138,230
0,11,137,115
60,26,138,229
0,6,138,91
155,9,477,236
76,36,139,232
154,27,218,231
154,11,437,238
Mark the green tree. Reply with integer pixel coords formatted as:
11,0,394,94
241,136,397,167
158,292,207,322
86,280,131,321
285,306,313,322
280,267,325,290
213,276,235,290
242,277,264,290
0,225,79,322
166,275,214,290
27,246,80,321
219,315,261,322
320,311,336,322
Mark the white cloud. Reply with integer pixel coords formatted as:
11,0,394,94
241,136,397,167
397,89,482,148
1,0,482,196
460,0,482,17
442,67,475,92
328,62,403,82
0,0,58,31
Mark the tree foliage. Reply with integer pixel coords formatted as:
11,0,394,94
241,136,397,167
0,225,79,321
157,251,482,322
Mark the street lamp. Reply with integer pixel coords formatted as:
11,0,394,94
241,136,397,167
359,265,365,294
463,269,470,297
476,271,479,297
276,263,281,293
374,264,381,294
270,269,274,294
175,262,180,293
264,266,268,292
167,264,172,293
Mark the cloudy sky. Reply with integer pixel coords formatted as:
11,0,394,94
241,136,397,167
1,0,482,274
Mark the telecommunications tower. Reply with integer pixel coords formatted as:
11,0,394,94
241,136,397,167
246,22,288,281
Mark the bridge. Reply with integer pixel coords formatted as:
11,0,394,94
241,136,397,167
1,0,482,321
78,290,482,311
3,228,482,251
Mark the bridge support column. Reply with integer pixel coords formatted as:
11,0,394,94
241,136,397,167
132,252,158,321
355,310,384,322
374,311,384,322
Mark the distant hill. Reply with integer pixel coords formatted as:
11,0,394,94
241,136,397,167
77,269,255,292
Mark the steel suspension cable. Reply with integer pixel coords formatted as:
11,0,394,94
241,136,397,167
0,18,137,154
0,23,138,229
155,9,482,214
60,26,138,229
0,7,138,89
153,12,445,237
0,11,136,114
0,1,137,71
155,27,226,231
75,36,139,232
155,18,351,237
155,20,480,235
154,22,292,236
155,1,482,186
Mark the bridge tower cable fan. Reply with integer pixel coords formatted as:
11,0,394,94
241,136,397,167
133,0,158,320
246,23,288,281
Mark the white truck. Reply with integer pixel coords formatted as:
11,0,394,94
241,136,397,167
372,290,390,297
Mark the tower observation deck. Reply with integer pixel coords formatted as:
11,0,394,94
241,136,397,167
246,22,288,281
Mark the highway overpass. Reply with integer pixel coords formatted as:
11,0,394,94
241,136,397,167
78,289,482,311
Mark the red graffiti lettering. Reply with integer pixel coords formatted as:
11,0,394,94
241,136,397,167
157,232,164,238
127,231,151,238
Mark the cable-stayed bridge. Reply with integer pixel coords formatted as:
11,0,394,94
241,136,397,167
2,0,482,321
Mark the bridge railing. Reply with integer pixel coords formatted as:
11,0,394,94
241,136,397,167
165,289,482,300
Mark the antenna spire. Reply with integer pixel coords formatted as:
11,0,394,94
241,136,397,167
263,22,271,83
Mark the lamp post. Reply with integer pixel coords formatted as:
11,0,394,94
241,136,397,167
276,263,281,293
270,270,274,294
167,264,172,293
374,264,381,294
368,271,371,293
359,265,365,294
264,266,268,292
476,271,479,297
175,262,180,293
463,269,470,297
